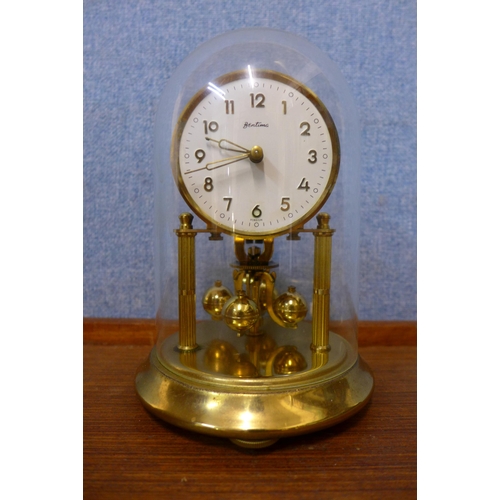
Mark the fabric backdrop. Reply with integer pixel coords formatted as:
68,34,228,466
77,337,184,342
83,0,416,320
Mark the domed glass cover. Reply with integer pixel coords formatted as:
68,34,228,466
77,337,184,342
136,28,371,447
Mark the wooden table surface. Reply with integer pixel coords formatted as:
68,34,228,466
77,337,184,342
84,320,416,499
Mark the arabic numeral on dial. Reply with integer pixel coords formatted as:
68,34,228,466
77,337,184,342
300,121,310,136
297,178,310,191
252,204,262,218
203,120,219,134
225,100,234,114
308,150,317,163
250,93,265,108
280,197,290,211
223,197,232,211
194,149,205,163
204,177,214,192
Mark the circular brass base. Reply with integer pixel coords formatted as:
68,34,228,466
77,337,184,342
135,327,373,446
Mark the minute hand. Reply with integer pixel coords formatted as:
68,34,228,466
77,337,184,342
186,152,250,174
206,137,250,154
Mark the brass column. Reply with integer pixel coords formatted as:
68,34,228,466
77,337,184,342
311,351,329,369
176,213,198,351
311,213,334,352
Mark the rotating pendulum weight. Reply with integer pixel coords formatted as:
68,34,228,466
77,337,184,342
177,212,334,378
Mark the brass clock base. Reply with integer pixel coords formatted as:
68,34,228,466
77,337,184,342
135,322,373,447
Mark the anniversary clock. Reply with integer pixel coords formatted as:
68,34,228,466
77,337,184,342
135,28,373,448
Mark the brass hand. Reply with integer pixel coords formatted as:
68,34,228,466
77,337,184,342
206,137,250,154
186,152,250,174
206,136,264,165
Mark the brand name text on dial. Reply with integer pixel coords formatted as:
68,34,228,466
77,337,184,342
243,122,269,129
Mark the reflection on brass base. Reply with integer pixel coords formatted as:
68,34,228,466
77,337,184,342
135,322,374,448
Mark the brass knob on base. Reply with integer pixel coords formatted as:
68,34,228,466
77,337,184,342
202,280,232,320
204,340,259,377
231,353,259,378
204,339,239,374
222,290,260,334
273,346,307,375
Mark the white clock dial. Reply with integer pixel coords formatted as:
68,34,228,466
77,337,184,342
173,69,340,237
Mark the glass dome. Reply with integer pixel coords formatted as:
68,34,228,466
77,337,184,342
136,28,372,448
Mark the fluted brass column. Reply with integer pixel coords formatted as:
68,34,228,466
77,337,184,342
179,351,198,369
311,213,335,352
311,351,329,369
176,213,198,351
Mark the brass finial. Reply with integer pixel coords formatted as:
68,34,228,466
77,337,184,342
316,212,330,229
179,212,194,229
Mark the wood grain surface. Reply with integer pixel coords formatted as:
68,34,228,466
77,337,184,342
83,321,416,499
83,318,416,347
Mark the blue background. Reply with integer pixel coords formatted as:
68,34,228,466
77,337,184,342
83,0,416,320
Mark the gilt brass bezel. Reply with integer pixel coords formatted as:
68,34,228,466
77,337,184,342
171,69,341,238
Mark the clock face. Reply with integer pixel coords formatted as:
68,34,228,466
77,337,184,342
172,69,340,237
